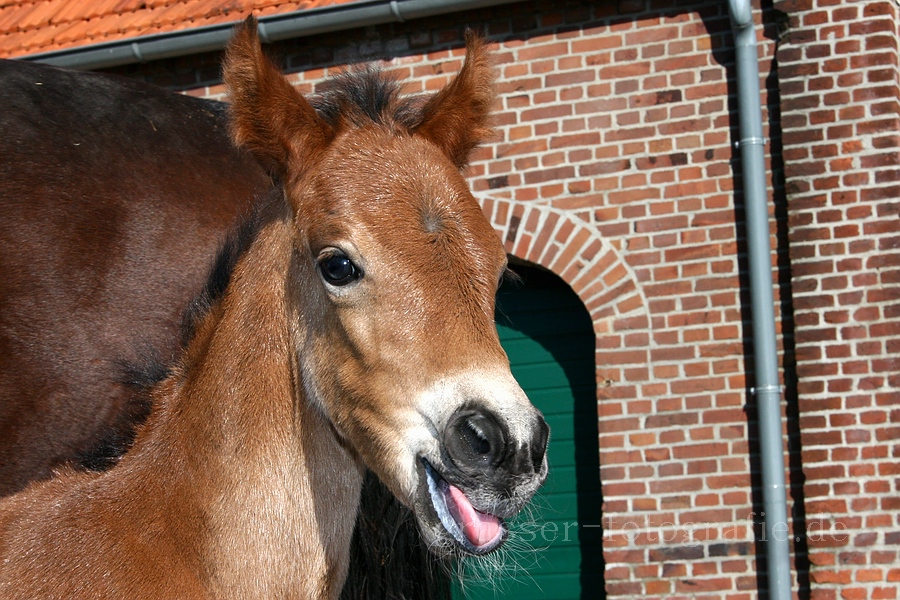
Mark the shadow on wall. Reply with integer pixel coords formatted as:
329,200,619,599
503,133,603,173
496,259,605,600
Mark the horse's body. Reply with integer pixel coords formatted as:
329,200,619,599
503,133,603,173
0,57,269,493
0,19,548,598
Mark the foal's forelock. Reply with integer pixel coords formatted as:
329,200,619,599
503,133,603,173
310,70,422,132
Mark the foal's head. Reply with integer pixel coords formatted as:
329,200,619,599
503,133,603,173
224,18,548,556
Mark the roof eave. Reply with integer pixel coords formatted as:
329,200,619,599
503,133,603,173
17,0,525,71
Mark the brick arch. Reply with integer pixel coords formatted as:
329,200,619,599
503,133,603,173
479,196,651,391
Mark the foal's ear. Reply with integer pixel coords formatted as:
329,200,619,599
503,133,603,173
412,31,496,169
223,16,332,180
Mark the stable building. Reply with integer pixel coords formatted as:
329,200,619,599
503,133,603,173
3,0,898,598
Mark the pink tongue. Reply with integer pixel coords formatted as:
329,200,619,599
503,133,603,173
447,484,501,548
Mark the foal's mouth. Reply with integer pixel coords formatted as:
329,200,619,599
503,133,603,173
422,459,506,555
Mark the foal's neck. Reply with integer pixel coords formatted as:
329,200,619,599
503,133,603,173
132,216,362,599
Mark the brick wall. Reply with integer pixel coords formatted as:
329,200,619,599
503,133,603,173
774,1,900,599
112,0,899,597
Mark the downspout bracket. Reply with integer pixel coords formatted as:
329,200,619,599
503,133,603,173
735,136,767,150
750,384,784,396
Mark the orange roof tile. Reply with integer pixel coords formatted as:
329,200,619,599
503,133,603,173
0,0,356,59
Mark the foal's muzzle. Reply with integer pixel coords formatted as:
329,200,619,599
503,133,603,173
443,406,549,495
420,404,548,555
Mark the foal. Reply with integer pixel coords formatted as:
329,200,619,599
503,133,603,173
0,18,548,599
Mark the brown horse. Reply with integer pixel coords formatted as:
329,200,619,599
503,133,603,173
0,54,269,494
0,18,548,598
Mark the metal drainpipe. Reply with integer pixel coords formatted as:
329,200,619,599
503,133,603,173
728,1,793,599
18,0,524,71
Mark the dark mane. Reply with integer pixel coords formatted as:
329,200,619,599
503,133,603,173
310,69,425,130
87,190,281,472
180,186,285,349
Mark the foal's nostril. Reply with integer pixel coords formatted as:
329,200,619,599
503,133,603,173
531,413,550,472
461,419,492,456
445,409,507,470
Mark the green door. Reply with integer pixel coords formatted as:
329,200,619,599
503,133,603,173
454,264,604,600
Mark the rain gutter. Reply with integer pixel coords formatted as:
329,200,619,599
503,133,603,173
728,2,793,599
19,0,524,70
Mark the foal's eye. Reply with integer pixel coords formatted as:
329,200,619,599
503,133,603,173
318,252,361,287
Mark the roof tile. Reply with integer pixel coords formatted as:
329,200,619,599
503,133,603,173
49,0,94,24
64,0,116,22
52,18,96,46
0,4,24,31
113,7,152,31
40,20,72,47
0,28,29,54
16,0,66,29
113,0,152,11
0,3,36,32
18,19,60,47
